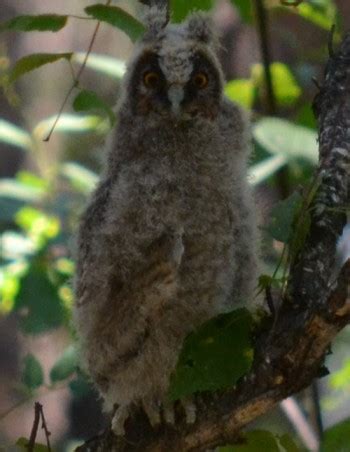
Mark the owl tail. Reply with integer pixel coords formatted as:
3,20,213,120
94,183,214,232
140,0,170,33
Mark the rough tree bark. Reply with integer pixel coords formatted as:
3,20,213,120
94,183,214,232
76,31,350,452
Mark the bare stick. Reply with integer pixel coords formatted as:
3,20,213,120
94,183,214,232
44,0,112,142
27,402,41,452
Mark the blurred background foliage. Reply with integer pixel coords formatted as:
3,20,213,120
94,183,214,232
0,0,349,450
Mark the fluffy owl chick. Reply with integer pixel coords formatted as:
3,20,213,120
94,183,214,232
74,10,258,435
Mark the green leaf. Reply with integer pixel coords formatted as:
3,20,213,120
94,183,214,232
219,430,281,451
60,162,98,194
252,62,301,107
296,3,336,30
0,231,35,260
279,433,300,452
16,437,50,452
171,0,214,22
21,354,44,390
265,191,302,243
69,371,92,399
168,308,253,401
248,154,287,186
0,119,32,151
72,52,126,79
50,345,78,383
73,89,116,126
225,79,255,109
15,261,65,334
16,171,48,191
329,359,350,390
85,5,146,42
253,117,318,164
321,418,350,451
33,114,109,139
8,52,73,83
0,14,68,32
229,0,253,23
0,179,46,202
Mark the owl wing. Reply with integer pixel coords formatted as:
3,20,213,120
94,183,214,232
75,177,113,307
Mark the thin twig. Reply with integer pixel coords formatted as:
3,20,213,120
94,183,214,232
27,402,41,452
44,0,112,142
39,404,52,451
253,0,277,115
311,381,324,440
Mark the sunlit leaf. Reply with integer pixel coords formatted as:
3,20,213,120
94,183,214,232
296,3,336,30
253,117,318,164
21,354,44,390
329,359,350,389
8,52,73,83
0,231,35,260
73,89,116,126
248,154,287,186
0,119,33,151
321,419,350,451
171,0,214,22
72,52,126,79
229,0,253,23
60,162,98,194
0,14,68,32
0,179,45,202
0,265,22,314
33,114,109,140
16,171,48,191
252,62,301,107
168,308,253,400
50,345,78,383
225,79,255,109
85,5,146,42
15,206,60,248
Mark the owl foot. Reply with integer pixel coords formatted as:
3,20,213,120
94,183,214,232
142,396,162,427
180,397,196,424
111,404,131,436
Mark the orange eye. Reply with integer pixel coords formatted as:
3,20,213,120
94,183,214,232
193,72,208,89
143,71,160,88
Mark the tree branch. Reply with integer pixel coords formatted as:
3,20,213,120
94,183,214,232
76,31,350,452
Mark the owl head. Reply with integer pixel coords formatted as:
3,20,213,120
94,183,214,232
121,9,224,123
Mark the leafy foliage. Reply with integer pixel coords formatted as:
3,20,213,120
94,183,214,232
85,5,146,42
170,0,214,22
168,309,253,400
50,345,78,383
219,430,299,451
8,53,73,83
21,354,44,390
321,419,350,451
0,14,68,32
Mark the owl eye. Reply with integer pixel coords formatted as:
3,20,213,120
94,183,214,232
143,71,160,88
193,72,208,89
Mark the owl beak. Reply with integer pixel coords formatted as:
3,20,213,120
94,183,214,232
167,84,184,116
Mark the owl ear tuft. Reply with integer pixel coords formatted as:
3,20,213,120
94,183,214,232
186,13,218,46
140,0,170,34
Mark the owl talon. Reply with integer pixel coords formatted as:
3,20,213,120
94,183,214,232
142,397,162,427
181,397,196,424
111,404,131,436
163,402,176,425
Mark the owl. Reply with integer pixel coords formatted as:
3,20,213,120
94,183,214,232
74,5,258,435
